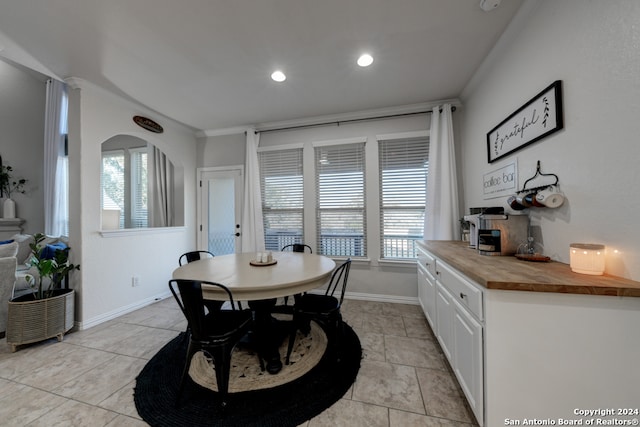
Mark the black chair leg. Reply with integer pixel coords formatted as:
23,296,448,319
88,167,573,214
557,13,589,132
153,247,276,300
211,346,233,409
176,341,198,407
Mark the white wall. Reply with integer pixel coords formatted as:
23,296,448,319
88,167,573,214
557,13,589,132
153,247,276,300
198,114,437,300
197,133,245,168
68,80,198,328
0,59,46,233
459,0,640,281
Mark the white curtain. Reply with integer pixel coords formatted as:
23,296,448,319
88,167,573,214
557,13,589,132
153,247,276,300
424,104,460,240
241,129,265,252
149,145,174,227
43,79,69,237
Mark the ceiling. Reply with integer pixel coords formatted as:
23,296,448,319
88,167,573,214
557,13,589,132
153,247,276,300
0,0,523,132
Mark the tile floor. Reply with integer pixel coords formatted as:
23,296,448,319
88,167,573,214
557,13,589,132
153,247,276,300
0,298,478,426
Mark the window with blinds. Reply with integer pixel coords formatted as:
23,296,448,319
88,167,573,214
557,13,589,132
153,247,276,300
101,148,148,229
315,142,366,257
378,136,429,259
258,147,304,251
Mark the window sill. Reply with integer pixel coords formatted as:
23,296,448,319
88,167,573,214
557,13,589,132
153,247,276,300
326,257,417,269
99,226,186,238
377,259,417,268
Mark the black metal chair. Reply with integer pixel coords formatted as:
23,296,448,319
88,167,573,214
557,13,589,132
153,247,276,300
281,243,313,254
278,244,313,308
177,250,229,330
169,279,254,408
285,258,351,365
178,250,214,266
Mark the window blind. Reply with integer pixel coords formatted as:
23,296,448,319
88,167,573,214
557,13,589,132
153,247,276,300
259,147,304,251
101,150,125,229
378,136,429,259
130,148,148,228
315,142,366,257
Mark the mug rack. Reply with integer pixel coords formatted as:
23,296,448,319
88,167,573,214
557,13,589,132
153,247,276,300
507,160,565,210
516,160,559,194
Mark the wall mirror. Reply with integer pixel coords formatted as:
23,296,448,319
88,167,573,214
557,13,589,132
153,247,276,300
101,134,184,230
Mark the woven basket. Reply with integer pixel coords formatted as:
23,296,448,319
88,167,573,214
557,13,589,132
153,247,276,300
6,289,75,352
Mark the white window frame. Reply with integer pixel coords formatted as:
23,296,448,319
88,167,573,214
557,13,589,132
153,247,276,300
258,144,305,251
313,137,367,258
377,130,429,260
101,147,148,229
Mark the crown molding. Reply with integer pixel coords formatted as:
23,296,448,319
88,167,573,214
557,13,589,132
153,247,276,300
64,77,86,89
197,126,251,138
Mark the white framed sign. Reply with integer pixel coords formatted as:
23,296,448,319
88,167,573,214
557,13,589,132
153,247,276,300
487,80,563,163
483,161,517,199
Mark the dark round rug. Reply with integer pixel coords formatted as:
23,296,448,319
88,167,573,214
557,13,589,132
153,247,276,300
134,322,362,427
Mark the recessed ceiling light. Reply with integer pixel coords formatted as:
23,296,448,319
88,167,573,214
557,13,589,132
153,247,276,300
357,53,374,67
271,70,286,82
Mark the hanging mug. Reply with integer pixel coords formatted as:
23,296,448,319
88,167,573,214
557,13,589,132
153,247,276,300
516,192,536,208
507,195,526,210
523,192,539,208
526,191,546,207
535,185,564,208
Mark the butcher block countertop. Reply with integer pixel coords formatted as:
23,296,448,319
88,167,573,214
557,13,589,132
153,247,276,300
419,240,640,297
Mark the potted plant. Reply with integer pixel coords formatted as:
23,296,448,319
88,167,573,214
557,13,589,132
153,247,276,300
25,233,80,299
6,233,80,352
0,161,28,218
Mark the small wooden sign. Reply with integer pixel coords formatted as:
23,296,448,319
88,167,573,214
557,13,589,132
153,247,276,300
483,161,518,199
133,116,163,133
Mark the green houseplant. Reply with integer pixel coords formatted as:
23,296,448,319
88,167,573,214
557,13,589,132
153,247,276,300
6,233,80,352
25,233,80,300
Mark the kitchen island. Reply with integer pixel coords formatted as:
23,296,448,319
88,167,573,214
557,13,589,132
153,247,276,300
417,240,640,427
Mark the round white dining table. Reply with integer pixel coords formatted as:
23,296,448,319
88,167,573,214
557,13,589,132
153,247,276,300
171,251,336,301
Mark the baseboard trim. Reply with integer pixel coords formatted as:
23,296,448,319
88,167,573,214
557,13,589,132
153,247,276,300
76,291,172,330
344,292,420,305
75,291,418,330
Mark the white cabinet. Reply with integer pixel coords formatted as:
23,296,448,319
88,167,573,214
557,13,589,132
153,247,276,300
417,265,429,325
435,260,484,426
417,243,485,426
452,296,484,423
417,247,437,329
435,281,454,360
436,261,483,320
418,241,640,427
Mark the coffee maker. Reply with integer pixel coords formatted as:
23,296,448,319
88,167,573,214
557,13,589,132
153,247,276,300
463,207,489,249
463,214,481,249
477,212,529,256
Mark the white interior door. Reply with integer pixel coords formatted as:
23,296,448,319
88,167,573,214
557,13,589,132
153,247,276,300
197,167,244,255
